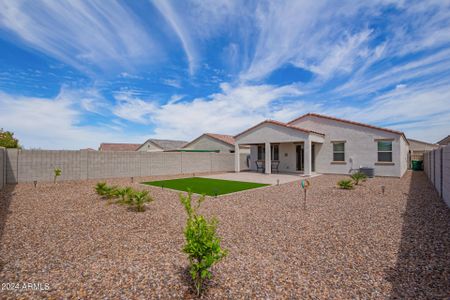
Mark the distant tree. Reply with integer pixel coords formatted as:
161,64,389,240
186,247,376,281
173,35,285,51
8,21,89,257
0,129,20,148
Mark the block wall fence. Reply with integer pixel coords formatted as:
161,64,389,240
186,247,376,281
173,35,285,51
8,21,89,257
423,145,450,208
0,147,5,189
1,149,249,186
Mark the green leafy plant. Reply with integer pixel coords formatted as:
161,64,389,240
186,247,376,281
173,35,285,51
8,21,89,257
129,190,152,212
94,182,118,199
350,172,367,185
180,191,227,296
0,129,20,148
95,182,108,195
337,179,354,190
53,168,61,183
115,187,134,205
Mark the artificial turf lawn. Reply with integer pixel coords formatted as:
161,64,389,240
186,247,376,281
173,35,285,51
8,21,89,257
142,177,269,196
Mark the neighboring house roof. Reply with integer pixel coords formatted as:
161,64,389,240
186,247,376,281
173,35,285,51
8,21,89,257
234,119,325,139
288,113,409,143
80,148,96,151
137,139,187,151
183,133,236,149
437,135,450,145
407,138,439,147
205,133,235,146
99,143,141,151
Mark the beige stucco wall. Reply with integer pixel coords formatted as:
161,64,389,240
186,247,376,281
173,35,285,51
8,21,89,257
291,116,407,177
137,141,163,152
184,135,234,153
400,137,410,175
4,149,248,183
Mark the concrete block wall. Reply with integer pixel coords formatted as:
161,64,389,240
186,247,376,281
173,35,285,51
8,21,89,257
4,150,248,184
442,147,450,207
0,147,5,190
424,146,449,208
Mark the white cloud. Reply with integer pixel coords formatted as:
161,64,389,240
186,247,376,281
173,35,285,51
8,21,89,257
114,82,304,140
153,0,198,74
119,72,143,80
308,30,372,78
112,91,157,124
238,0,450,83
168,94,185,104
0,0,160,73
318,84,450,143
162,78,182,88
0,90,143,149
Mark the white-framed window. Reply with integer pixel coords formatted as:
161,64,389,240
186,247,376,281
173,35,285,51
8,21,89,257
377,141,392,162
271,144,279,161
257,145,264,160
332,142,345,161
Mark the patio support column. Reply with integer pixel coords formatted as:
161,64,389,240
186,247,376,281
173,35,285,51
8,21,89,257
234,143,240,173
304,137,312,176
265,142,271,174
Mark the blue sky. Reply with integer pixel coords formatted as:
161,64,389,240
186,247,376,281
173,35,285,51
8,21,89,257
0,0,449,149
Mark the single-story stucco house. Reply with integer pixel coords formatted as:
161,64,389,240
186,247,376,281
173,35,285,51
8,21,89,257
407,138,439,163
183,133,250,154
99,143,142,151
437,135,450,146
136,139,187,152
234,113,410,177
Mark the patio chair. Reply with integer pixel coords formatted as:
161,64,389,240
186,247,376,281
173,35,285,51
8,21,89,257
271,160,280,173
256,160,265,173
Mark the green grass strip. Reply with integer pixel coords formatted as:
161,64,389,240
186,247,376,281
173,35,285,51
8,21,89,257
142,177,269,196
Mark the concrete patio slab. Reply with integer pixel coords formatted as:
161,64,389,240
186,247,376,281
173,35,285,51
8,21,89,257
199,171,320,185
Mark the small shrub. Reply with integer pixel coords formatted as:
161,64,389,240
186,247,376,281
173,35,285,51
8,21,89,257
95,182,107,196
95,182,108,195
351,172,367,185
54,168,61,183
180,191,227,296
337,179,354,190
115,187,134,205
94,182,118,199
129,190,153,212
104,185,118,199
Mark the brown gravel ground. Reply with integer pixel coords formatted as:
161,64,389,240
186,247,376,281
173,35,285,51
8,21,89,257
0,171,449,299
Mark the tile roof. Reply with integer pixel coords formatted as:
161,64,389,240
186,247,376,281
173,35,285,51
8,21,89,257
98,143,141,151
139,139,188,151
205,133,235,146
288,113,408,142
234,119,325,139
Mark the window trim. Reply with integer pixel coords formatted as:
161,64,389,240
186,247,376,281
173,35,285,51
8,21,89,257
331,141,345,162
377,140,393,162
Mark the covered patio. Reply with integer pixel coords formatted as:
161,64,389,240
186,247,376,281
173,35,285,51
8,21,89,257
234,120,325,176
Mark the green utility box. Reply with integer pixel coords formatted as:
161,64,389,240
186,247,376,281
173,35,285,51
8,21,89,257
411,160,423,171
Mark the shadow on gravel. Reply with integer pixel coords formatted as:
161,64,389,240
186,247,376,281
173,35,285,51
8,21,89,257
387,171,450,299
177,265,220,299
0,184,16,271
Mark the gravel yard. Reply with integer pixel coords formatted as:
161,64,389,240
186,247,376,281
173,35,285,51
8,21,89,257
0,171,449,299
